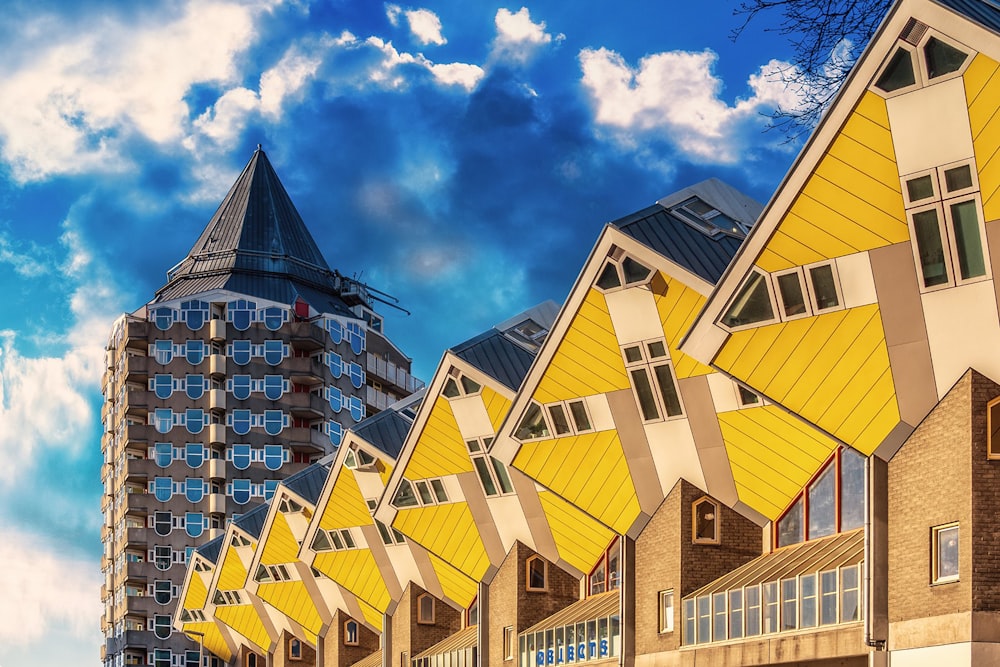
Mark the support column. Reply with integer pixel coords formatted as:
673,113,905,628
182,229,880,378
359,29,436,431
477,581,490,667
316,635,325,667
621,537,636,667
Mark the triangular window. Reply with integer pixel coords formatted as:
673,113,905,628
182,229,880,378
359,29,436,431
875,47,916,92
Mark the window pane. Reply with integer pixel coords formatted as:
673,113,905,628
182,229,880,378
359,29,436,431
809,264,839,310
515,404,550,440
653,364,683,417
875,47,916,92
491,457,515,494
460,375,481,394
777,496,803,547
696,596,710,643
548,404,571,435
695,500,717,542
738,386,760,406
728,589,743,639
660,590,674,633
596,262,622,290
712,592,727,641
950,200,986,280
800,573,817,629
415,481,434,505
776,272,807,316
820,570,838,625
630,369,660,421
924,37,967,78
937,525,959,581
623,346,642,363
392,480,419,508
906,174,936,202
781,578,797,631
621,257,651,284
744,586,761,637
913,209,950,287
841,566,859,622
943,165,973,193
722,272,774,327
430,479,448,502
808,465,836,539
474,457,498,497
647,341,667,359
840,448,866,532
568,401,591,432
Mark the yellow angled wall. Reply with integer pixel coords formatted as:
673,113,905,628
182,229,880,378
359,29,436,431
183,622,232,661
215,603,270,652
718,405,840,519
217,546,249,591
393,502,490,580
312,548,391,612
514,430,639,534
405,397,474,479
532,289,629,404
358,599,384,631
319,470,371,531
183,572,208,610
966,53,1000,220
428,552,479,608
537,490,616,574
714,304,898,456
255,580,322,635
481,385,511,433
260,512,299,566
756,91,907,273
653,273,712,379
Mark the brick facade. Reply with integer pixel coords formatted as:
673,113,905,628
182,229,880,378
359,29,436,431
389,584,461,667
320,610,379,667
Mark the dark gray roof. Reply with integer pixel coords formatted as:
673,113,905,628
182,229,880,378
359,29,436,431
452,329,536,390
283,462,331,505
233,503,270,539
153,147,353,316
935,0,1000,32
353,407,414,459
612,179,761,285
196,535,225,563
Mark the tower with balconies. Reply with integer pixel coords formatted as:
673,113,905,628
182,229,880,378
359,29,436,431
99,147,423,667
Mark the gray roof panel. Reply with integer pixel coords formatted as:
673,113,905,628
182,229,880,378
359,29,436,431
452,330,536,390
283,462,332,506
353,408,414,459
233,503,270,539
196,535,225,563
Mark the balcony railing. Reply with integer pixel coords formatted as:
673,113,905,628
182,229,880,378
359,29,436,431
366,353,424,393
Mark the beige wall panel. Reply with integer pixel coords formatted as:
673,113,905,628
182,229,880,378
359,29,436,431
607,389,664,515
642,419,706,497
706,373,741,413
679,375,737,506
889,642,971,667
439,475,464,502
449,395,495,440
987,220,1000,311
584,393,616,431
887,78,974,175
354,469,389,506
382,543,423,593
485,494,533,552
886,340,939,426
509,468,562,565
922,280,1000,396
604,287,665,344
836,251,878,308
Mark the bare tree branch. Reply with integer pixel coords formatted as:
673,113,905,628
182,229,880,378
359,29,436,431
732,0,890,138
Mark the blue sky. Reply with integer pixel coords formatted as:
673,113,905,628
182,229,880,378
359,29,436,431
0,0,818,664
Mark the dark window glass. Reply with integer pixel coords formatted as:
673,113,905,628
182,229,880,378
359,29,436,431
491,457,514,494
924,37,967,79
630,368,660,421
807,465,836,539
392,480,419,508
568,401,591,431
621,257,651,284
596,262,621,290
906,174,936,202
654,364,683,417
875,47,916,92
776,272,807,316
913,209,950,287
943,165,973,193
473,457,498,497
809,264,839,310
777,496,803,547
515,404,550,440
840,448,865,531
722,272,774,327
950,200,986,280
547,404,571,435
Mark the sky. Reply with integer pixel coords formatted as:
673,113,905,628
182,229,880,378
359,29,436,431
0,0,823,664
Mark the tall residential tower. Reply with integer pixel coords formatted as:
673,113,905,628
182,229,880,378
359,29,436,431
99,148,422,667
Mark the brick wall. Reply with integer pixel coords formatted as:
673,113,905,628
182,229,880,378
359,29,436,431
390,583,462,665
273,630,316,667
634,479,761,658
969,371,1000,612
488,542,580,666
888,371,976,623
323,610,379,667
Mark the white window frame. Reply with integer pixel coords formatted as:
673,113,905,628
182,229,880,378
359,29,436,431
932,522,960,584
802,261,844,315
718,269,780,332
621,339,685,423
659,589,675,633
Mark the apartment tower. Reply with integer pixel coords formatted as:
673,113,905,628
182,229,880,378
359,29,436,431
99,148,422,667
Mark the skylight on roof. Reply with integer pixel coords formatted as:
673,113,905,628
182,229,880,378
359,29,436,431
670,197,745,237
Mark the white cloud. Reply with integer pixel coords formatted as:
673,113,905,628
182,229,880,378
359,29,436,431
0,234,51,277
579,47,804,163
492,7,561,64
0,1,277,183
0,212,126,483
405,8,446,46
0,524,102,647
386,3,403,26
428,62,485,92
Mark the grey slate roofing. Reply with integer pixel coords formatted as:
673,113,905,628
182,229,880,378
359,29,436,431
282,462,332,506
935,0,1000,33
353,401,418,459
233,503,270,540
153,147,353,316
612,178,762,285
452,330,536,391
196,535,225,563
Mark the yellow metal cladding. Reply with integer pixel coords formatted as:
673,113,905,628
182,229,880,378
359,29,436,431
319,470,371,531
183,571,209,610
260,512,299,566
514,430,639,534
653,273,712,379
218,545,250,591
393,502,490,580
405,396,474,479
533,289,630,404
183,622,232,661
966,53,1000,220
481,385,511,433
718,405,841,520
756,91,907,273
714,304,898,455
379,460,394,487
537,490,616,574
428,552,479,608
255,580,322,635
358,599,384,631
215,604,270,652
312,548,391,613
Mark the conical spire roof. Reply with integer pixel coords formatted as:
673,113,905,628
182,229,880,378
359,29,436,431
154,147,352,315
